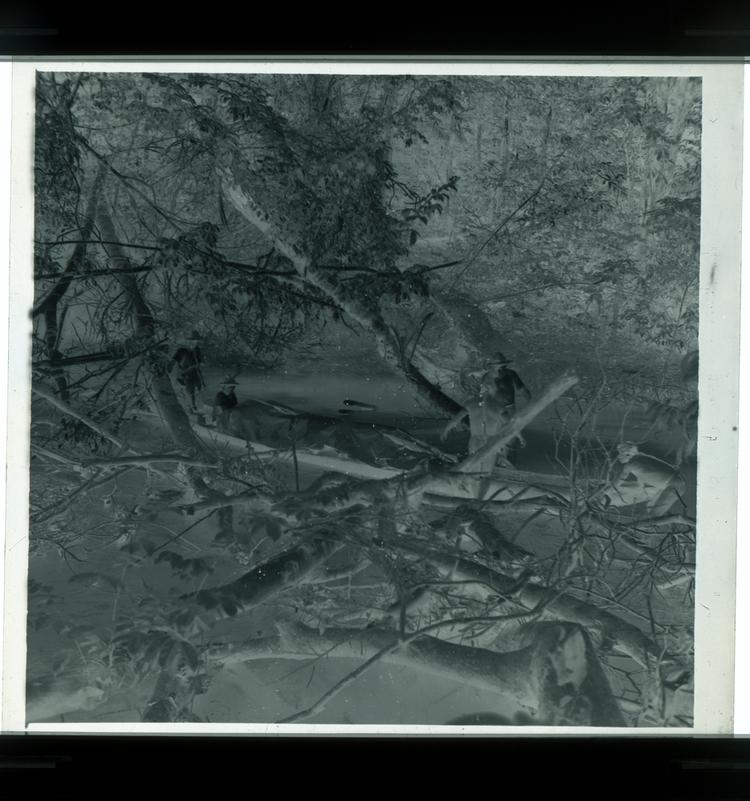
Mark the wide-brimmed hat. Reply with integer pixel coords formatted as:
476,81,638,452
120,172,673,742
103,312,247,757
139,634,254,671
220,375,238,387
488,351,512,365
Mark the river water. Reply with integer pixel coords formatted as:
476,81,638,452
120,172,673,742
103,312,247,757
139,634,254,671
199,366,674,438
198,365,695,476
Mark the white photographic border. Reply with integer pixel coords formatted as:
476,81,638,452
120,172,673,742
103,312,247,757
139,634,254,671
1,58,743,735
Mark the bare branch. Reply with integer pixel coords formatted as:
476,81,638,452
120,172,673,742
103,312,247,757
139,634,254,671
32,382,131,451
215,620,536,710
80,454,219,469
447,176,548,290
221,169,462,416
458,373,578,473
31,164,108,319
277,607,544,724
31,467,134,526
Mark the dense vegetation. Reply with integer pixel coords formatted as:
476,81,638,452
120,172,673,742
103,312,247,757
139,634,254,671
27,72,699,726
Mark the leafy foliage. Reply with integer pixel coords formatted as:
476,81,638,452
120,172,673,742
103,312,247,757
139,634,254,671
27,72,701,725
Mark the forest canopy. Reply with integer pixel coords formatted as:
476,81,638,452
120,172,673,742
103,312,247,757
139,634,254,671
34,72,700,386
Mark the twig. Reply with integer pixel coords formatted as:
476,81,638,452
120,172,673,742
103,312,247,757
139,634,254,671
31,443,85,470
407,312,434,363
31,467,134,526
291,440,300,492
32,382,131,451
458,373,578,473
151,510,218,555
446,177,547,291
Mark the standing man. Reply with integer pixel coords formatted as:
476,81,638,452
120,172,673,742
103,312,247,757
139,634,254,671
170,330,205,412
486,351,531,415
441,370,518,472
213,376,239,432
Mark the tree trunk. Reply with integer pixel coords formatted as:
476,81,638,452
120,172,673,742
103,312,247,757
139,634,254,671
220,171,462,416
218,621,537,706
96,208,209,457
214,618,624,726
419,544,661,667
32,163,108,399
184,536,343,618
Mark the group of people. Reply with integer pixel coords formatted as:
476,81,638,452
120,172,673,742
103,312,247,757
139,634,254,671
169,330,238,430
170,333,531,468
168,335,684,511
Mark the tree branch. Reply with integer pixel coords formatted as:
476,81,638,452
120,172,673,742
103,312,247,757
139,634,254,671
80,454,220,469
183,536,343,617
220,169,462,416
31,164,108,320
32,382,132,452
31,467,134,526
447,176,547,291
277,607,542,724
33,164,108,399
403,537,661,667
458,373,578,473
96,207,209,459
215,620,537,710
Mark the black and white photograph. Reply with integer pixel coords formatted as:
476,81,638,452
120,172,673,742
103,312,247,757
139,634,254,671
5,63,742,730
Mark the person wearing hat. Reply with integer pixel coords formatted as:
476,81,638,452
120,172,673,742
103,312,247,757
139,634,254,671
440,369,516,472
213,376,239,432
170,330,205,412
486,351,531,415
